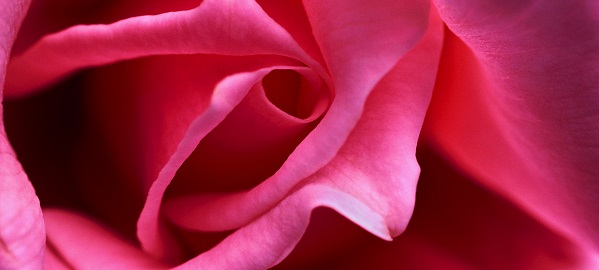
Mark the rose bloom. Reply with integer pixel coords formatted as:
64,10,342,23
1,0,598,269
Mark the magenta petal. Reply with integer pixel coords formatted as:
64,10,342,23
5,0,322,97
43,209,168,269
428,0,599,253
0,1,46,269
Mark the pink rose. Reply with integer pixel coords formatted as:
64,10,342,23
1,0,598,269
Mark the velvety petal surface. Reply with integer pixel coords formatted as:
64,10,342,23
44,209,168,269
0,1,45,269
427,0,599,253
167,9,443,269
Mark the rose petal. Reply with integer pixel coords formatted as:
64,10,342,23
160,0,433,240
43,209,168,269
5,0,323,97
427,0,599,253
0,1,46,269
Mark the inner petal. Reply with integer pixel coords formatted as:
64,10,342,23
164,68,329,199
262,69,327,120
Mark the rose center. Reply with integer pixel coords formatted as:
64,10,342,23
262,69,325,120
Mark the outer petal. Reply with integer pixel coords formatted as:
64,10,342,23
43,209,168,269
5,0,323,97
427,0,599,253
0,1,45,269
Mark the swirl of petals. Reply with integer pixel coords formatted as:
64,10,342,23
171,9,443,269
4,0,324,261
161,0,431,231
148,0,429,261
5,0,432,266
427,0,599,255
0,1,46,269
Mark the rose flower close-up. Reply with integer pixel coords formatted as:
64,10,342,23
1,0,598,269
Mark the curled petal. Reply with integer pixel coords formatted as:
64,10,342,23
284,147,599,269
304,7,444,237
174,184,389,270
5,0,322,97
